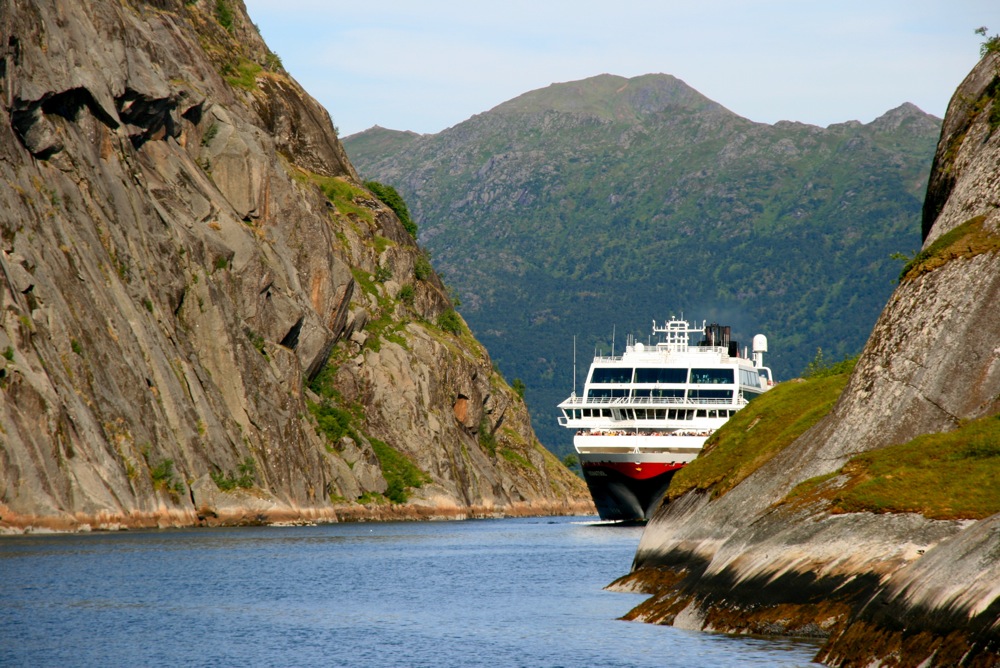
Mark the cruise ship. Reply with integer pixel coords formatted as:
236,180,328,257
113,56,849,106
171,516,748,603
558,317,773,522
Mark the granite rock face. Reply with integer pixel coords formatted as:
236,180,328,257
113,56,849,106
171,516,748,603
0,0,590,531
615,53,1000,666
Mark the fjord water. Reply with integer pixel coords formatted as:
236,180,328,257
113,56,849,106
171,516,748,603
1,517,820,667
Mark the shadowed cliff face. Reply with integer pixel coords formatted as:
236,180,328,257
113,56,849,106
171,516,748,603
616,53,1000,666
0,0,590,530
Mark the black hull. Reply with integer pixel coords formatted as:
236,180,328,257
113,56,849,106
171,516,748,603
581,465,678,522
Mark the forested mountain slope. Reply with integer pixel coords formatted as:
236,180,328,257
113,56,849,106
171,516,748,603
344,74,940,456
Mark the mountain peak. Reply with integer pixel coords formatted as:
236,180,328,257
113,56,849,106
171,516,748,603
488,73,725,121
869,102,941,131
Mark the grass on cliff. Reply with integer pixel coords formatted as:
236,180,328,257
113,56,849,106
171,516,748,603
369,437,431,504
898,215,1000,282
221,58,262,90
291,169,375,224
308,397,429,504
665,365,853,501
787,414,1000,520
365,180,417,237
307,399,360,448
211,457,256,491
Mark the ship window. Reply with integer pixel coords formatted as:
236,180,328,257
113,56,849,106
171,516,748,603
634,367,687,383
590,367,634,384
740,368,761,387
654,409,666,419
696,410,707,418
667,409,677,420
587,388,629,399
690,368,735,384
650,389,684,399
633,389,651,398
708,410,718,418
635,409,647,419
603,409,612,418
689,389,733,400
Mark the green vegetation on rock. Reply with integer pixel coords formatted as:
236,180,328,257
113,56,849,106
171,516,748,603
803,348,859,379
210,457,256,491
369,437,430,503
975,26,1000,57
667,368,853,500
221,58,261,90
308,399,359,448
478,415,498,456
898,215,1000,282
436,308,464,335
291,168,376,224
214,0,234,32
414,253,432,281
500,447,534,471
150,458,185,496
365,180,417,237
787,414,1000,520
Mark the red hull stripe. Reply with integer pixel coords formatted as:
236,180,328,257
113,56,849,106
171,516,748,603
582,460,686,480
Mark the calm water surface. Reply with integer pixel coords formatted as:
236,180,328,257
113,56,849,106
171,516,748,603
1,516,821,667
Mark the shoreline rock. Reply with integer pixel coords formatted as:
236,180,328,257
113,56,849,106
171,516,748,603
0,500,596,535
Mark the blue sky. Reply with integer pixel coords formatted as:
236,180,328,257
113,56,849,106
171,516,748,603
244,1,998,137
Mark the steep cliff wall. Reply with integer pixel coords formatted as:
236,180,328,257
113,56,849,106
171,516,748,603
613,53,1000,666
0,0,590,532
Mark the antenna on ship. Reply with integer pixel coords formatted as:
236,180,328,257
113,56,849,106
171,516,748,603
572,335,577,397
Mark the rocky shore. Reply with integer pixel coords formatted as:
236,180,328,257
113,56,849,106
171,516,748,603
1,498,595,534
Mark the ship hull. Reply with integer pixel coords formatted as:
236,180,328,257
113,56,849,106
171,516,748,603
579,456,686,522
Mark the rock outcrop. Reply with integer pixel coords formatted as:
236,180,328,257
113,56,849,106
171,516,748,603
612,53,1000,665
0,0,591,532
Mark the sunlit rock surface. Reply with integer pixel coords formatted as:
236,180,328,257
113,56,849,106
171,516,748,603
0,0,590,532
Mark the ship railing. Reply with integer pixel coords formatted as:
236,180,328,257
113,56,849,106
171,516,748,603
590,346,732,361
560,396,739,407
575,429,713,438
628,397,732,406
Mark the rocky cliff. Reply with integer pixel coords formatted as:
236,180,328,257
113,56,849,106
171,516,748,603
611,53,1000,666
0,0,591,532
